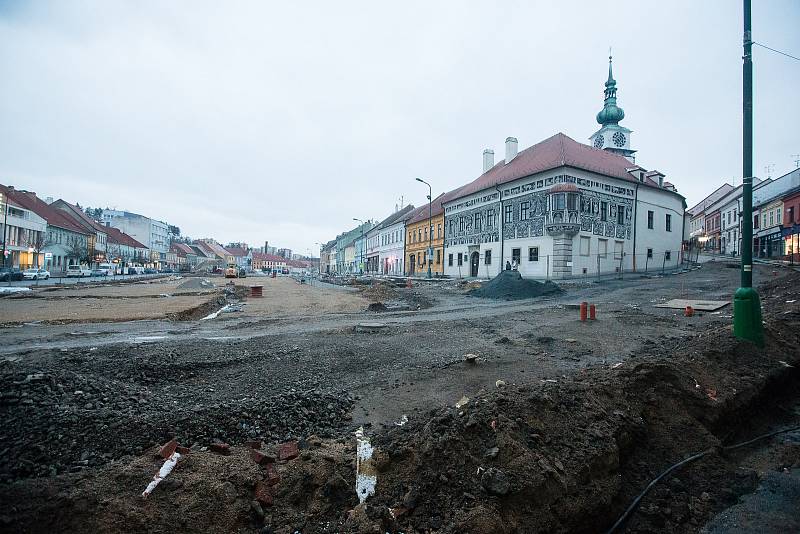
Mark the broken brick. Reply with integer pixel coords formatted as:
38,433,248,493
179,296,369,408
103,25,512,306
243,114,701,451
210,442,231,455
158,439,178,459
254,481,274,507
278,441,299,461
250,449,276,465
265,464,281,486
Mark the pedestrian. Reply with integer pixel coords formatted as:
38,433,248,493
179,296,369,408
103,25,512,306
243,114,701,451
505,260,511,271
511,259,518,271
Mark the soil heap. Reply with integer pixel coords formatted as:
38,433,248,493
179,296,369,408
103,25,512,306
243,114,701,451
468,270,561,300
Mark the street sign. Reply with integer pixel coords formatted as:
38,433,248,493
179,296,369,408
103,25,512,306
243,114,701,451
44,252,53,260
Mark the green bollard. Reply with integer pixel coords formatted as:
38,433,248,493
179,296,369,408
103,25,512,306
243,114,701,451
733,286,764,347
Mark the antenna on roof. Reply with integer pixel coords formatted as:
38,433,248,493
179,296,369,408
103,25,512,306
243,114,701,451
792,154,800,168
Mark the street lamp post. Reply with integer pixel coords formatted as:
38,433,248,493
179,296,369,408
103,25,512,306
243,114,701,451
416,178,433,278
0,192,8,268
353,218,365,274
734,0,763,346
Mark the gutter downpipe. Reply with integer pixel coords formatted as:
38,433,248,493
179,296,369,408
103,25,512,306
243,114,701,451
495,184,503,274
632,183,639,272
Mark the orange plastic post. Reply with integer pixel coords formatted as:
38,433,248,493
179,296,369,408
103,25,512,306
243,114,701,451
589,304,596,320
580,301,588,322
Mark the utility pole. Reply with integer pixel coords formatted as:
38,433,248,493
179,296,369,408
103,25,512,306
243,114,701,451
416,178,433,278
734,0,764,346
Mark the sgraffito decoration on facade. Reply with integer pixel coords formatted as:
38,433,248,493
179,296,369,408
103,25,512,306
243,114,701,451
444,174,634,246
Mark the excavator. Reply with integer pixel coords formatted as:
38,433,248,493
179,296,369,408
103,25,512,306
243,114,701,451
224,263,238,278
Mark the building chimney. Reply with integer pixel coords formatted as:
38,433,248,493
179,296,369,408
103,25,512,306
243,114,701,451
482,149,495,173
658,176,664,187
505,137,518,163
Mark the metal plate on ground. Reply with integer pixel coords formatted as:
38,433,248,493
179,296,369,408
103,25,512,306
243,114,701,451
355,322,388,333
655,299,730,311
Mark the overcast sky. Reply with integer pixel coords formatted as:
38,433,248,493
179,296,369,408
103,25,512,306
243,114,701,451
1,1,798,254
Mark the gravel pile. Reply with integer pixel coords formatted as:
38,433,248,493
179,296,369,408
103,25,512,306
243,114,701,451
468,270,562,300
0,367,354,483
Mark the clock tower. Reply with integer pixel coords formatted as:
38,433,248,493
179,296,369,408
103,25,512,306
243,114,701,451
589,55,636,162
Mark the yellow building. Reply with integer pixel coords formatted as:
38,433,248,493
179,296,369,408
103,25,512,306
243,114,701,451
404,194,447,276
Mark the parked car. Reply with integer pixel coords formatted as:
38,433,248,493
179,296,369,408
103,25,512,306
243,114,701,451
91,268,108,277
127,266,144,275
238,268,246,278
160,268,174,273
143,268,157,274
22,268,50,280
0,267,24,281
66,265,92,277
96,263,114,276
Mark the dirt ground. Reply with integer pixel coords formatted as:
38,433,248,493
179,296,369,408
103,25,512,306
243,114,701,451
0,276,369,325
1,261,799,533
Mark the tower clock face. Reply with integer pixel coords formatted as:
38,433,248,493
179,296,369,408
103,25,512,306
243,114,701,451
593,135,604,148
612,131,626,147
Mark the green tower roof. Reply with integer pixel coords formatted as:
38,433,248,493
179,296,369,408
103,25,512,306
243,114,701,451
596,55,625,126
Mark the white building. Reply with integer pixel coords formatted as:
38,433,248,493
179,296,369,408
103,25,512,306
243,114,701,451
443,59,685,279
102,209,170,265
376,204,415,276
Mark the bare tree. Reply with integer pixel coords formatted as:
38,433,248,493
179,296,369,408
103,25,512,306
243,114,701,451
65,237,89,265
27,231,52,268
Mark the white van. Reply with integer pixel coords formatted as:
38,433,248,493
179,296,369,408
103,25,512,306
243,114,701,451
97,263,113,275
66,265,92,277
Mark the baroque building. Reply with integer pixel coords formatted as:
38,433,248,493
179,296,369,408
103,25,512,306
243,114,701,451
442,58,686,279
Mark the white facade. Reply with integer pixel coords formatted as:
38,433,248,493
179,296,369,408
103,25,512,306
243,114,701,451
443,167,684,279
377,220,406,275
0,201,47,268
102,209,170,258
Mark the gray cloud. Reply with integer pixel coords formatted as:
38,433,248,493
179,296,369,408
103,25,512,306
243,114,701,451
1,0,798,253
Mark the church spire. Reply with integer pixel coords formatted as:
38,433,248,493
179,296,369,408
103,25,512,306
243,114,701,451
597,55,625,126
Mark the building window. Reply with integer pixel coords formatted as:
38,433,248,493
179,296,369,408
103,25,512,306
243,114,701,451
666,214,672,232
528,247,539,262
554,194,566,210
437,224,442,238
504,205,513,223
647,248,653,259
647,210,654,229
614,241,623,260
448,253,453,266
485,250,491,264
579,236,590,256
567,193,578,211
598,239,608,258
520,201,530,221
459,217,465,232
617,207,625,225
777,208,782,222
457,253,463,266
474,213,481,232
487,209,494,229
665,251,672,261
436,250,440,264
769,211,774,226
600,201,608,221
789,207,795,223
511,248,521,265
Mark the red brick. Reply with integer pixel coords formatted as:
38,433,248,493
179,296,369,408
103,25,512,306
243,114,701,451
265,463,281,486
158,439,178,459
210,442,231,455
254,481,274,507
278,441,299,461
250,449,276,465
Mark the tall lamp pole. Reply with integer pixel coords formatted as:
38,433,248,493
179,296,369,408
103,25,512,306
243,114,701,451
734,0,764,346
416,178,433,278
353,218,365,274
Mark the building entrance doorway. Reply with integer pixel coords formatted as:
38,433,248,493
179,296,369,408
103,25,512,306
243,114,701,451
409,254,415,275
470,251,479,277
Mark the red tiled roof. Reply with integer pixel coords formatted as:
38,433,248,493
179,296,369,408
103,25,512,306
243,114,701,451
53,200,110,235
447,133,679,204
194,240,230,259
225,247,249,258
171,243,195,256
105,225,147,249
0,185,90,235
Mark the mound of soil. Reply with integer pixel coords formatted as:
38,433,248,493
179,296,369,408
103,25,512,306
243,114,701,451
468,270,562,300
176,278,215,290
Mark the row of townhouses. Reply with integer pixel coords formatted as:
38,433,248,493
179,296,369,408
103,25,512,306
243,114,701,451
320,58,688,279
0,184,315,274
687,166,800,260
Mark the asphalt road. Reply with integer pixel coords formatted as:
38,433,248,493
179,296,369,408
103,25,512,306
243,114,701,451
0,272,169,287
